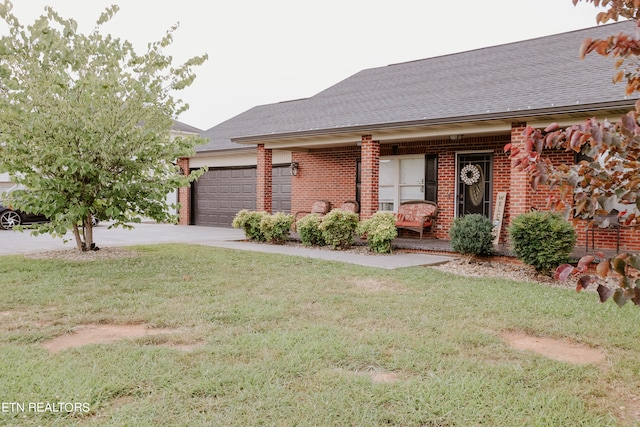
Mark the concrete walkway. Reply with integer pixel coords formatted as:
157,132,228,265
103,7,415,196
212,240,453,269
0,223,453,269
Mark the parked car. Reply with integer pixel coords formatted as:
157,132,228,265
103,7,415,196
0,200,48,230
0,186,99,230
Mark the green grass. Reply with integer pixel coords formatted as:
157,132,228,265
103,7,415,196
1,243,640,426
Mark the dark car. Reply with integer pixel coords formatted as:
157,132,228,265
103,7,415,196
0,186,99,230
0,201,48,230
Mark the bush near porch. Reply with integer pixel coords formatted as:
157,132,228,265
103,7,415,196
232,210,294,244
449,214,495,258
235,209,398,254
508,211,577,274
357,212,398,254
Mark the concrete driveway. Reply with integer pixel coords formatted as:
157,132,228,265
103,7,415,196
0,222,453,269
0,222,245,256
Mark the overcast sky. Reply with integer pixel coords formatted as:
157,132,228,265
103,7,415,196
7,0,608,131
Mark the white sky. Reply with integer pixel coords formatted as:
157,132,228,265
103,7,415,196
6,0,607,131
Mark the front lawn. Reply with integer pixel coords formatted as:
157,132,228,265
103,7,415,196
1,244,640,426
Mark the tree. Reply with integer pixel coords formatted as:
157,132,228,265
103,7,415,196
506,0,640,305
0,1,207,251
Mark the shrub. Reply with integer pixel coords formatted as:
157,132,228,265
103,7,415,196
260,212,294,244
357,212,397,253
231,210,268,242
319,209,359,250
449,214,495,257
508,211,577,274
296,214,325,246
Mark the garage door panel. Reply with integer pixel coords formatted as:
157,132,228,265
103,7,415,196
194,166,291,227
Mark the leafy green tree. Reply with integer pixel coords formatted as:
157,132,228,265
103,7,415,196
507,0,640,305
0,2,207,251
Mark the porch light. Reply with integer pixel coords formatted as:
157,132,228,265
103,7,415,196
289,162,299,176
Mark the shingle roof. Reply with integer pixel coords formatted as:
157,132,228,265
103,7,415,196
197,99,308,152
172,120,202,134
199,21,636,151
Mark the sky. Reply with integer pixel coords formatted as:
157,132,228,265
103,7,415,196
5,0,608,131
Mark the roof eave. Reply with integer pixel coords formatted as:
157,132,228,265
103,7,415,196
194,146,255,154
230,100,637,144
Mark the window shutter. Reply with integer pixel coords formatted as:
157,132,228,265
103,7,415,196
424,154,438,202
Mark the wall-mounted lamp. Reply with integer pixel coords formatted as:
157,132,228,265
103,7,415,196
289,162,299,176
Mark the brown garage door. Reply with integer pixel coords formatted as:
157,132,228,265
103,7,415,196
193,166,291,227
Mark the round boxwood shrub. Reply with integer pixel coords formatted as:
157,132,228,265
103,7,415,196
319,209,359,250
357,211,397,254
449,213,494,257
231,209,268,242
260,212,294,244
296,213,325,246
508,211,577,274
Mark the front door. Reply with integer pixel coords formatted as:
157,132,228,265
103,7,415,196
457,153,492,217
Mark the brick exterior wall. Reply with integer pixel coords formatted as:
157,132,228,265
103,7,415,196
508,123,532,221
291,147,360,215
200,126,639,251
375,135,512,241
256,144,272,213
360,136,380,218
177,157,190,225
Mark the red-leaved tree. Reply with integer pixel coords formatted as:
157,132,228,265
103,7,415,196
507,0,640,306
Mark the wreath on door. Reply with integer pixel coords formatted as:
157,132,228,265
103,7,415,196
460,164,481,186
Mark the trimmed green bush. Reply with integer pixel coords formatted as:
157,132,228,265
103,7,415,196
319,209,359,250
449,214,495,257
260,212,294,244
231,210,268,242
508,211,577,274
296,214,325,246
357,211,397,254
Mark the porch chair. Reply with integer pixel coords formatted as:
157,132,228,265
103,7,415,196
394,200,438,240
585,212,626,254
339,200,360,214
294,200,331,223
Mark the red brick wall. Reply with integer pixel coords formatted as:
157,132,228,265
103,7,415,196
256,144,272,213
508,123,532,220
291,147,360,215
177,157,190,225
290,135,512,240
382,136,511,240
360,136,380,218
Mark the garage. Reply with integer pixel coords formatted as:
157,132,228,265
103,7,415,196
192,165,291,227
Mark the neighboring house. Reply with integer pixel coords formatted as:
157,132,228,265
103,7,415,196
183,21,640,251
0,172,11,194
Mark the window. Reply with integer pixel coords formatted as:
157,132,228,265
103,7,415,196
378,156,425,212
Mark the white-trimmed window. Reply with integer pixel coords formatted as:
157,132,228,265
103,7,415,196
378,156,425,212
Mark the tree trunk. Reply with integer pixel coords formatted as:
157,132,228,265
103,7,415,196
85,216,94,250
72,223,84,251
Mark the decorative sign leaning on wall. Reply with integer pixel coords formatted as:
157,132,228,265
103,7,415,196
492,192,507,245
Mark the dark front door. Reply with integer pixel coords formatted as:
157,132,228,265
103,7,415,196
457,153,492,217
